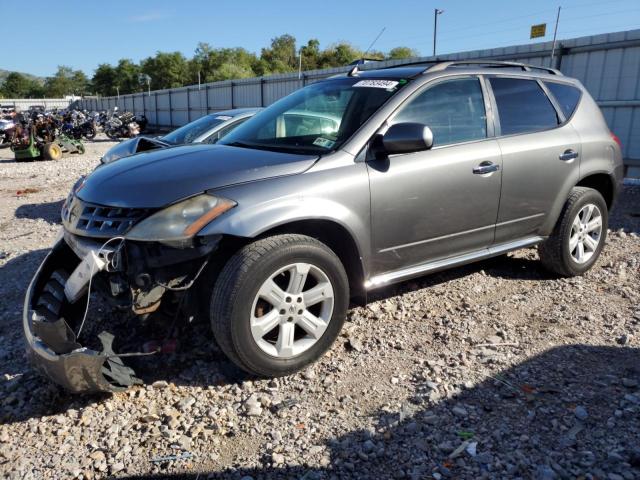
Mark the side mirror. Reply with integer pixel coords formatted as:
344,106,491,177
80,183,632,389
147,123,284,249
379,122,433,155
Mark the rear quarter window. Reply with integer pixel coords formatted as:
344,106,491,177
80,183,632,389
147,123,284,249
489,77,559,136
544,81,582,119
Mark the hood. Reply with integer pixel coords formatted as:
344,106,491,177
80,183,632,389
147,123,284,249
101,136,169,164
79,144,318,208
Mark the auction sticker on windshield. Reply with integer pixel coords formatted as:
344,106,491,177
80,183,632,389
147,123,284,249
353,80,399,89
313,137,336,149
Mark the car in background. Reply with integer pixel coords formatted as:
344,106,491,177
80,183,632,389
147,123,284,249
100,107,261,164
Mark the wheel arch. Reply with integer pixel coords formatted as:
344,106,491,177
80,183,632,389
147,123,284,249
203,218,367,304
575,172,616,210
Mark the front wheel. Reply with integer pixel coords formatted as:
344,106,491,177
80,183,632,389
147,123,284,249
539,187,608,276
83,126,96,140
210,234,349,377
105,128,120,140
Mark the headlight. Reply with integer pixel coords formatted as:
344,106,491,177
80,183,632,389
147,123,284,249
126,194,236,245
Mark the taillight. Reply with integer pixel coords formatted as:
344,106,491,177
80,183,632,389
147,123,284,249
611,132,622,149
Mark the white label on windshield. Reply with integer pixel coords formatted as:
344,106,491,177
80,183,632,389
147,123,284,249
215,115,232,121
313,137,335,149
353,80,399,89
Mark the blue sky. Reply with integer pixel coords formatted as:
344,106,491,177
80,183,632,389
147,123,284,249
3,0,640,77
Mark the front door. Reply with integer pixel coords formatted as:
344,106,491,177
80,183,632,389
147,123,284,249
367,76,502,275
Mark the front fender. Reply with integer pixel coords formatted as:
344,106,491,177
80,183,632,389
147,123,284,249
198,161,373,278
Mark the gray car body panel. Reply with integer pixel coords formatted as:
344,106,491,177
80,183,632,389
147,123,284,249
78,144,319,209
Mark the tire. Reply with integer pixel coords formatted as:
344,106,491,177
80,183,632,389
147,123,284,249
105,129,119,140
83,127,96,140
539,187,608,276
210,234,349,377
42,142,62,160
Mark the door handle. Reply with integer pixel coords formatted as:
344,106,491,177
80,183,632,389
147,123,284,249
559,149,579,161
473,161,500,175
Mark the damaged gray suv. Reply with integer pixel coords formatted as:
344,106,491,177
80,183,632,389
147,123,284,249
24,61,624,392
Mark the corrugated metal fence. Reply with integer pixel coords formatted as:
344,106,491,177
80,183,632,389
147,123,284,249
80,29,640,164
1,98,77,110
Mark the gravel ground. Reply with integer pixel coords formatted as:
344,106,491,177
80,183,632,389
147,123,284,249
0,138,639,480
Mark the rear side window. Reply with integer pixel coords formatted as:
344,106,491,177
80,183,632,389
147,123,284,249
489,77,559,135
544,82,581,119
392,77,487,147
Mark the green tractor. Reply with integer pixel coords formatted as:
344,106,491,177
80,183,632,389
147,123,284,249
11,118,85,161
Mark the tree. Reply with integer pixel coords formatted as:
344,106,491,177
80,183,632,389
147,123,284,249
44,66,89,97
140,52,189,90
114,59,141,94
300,39,321,71
260,34,298,73
318,42,363,68
1,72,32,97
387,47,420,60
190,44,259,83
92,64,117,96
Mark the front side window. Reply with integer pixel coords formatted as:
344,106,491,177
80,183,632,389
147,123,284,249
490,77,559,135
203,117,250,144
392,77,487,147
219,78,406,154
162,115,226,145
544,81,581,119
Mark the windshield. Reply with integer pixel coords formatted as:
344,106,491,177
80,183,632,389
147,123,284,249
219,77,406,154
162,114,228,144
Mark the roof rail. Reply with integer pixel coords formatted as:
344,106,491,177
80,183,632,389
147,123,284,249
425,60,562,76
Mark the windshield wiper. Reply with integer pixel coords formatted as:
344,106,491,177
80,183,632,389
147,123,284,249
226,141,324,155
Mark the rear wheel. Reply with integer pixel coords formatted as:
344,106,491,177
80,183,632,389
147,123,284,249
42,142,62,160
539,187,607,276
210,234,349,377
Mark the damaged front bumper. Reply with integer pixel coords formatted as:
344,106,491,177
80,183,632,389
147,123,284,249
23,231,218,393
23,239,142,393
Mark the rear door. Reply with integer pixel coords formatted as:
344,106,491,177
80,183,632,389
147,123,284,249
487,76,581,243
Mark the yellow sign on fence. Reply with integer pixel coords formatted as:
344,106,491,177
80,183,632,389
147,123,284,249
530,23,547,39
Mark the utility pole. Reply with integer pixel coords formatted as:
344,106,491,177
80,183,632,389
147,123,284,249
433,9,444,56
298,48,303,80
550,6,562,68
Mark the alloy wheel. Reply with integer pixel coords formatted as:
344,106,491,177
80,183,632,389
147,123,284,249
569,203,603,264
250,263,334,359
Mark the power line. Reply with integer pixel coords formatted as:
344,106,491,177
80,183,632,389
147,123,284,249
388,7,640,48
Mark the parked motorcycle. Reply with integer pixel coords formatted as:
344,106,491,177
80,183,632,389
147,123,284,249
0,118,16,147
104,109,140,139
61,113,97,140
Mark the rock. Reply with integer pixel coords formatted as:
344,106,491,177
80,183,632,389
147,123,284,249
349,338,364,352
177,396,196,411
574,406,588,420
302,369,316,380
139,414,160,423
245,394,263,416
110,462,125,474
622,378,638,388
616,334,631,345
452,406,468,417
152,380,169,389
535,464,557,480
390,377,399,385
89,451,105,462
271,452,285,465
